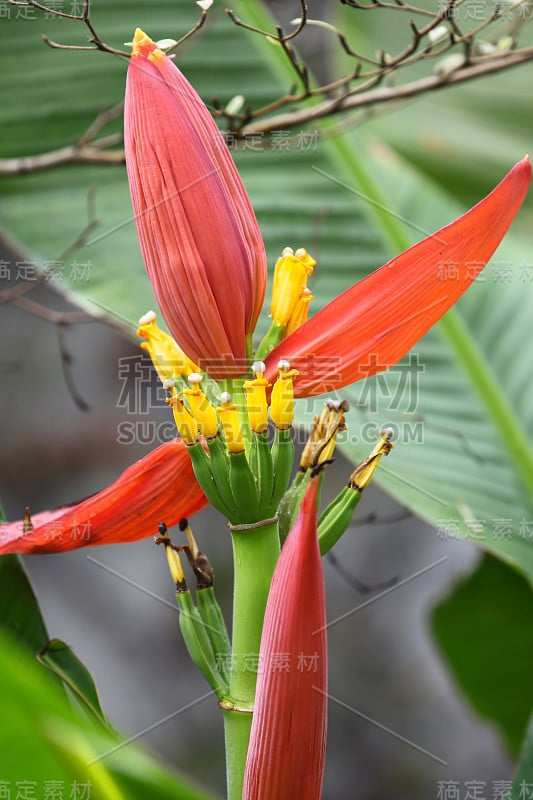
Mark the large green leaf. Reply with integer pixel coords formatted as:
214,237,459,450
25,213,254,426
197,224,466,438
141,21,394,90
0,628,214,799
38,638,111,731
1,2,533,582
0,550,110,729
0,553,49,652
432,554,533,757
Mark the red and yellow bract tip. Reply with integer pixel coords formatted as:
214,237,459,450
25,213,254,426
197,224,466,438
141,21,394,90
125,29,267,379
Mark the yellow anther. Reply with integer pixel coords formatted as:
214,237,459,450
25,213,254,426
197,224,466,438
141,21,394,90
181,374,219,438
270,360,299,430
165,542,185,585
137,312,199,385
285,287,314,336
217,393,245,454
270,247,316,327
180,519,200,562
349,428,394,491
244,361,270,434
167,395,198,445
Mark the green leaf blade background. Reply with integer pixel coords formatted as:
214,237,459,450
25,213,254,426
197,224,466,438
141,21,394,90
432,554,533,758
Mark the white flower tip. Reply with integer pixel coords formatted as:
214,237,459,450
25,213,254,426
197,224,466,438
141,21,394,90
139,310,157,325
281,246,294,257
155,38,178,50
381,427,394,439
225,94,245,116
295,247,307,259
252,360,266,374
163,379,175,391
278,359,290,371
188,372,203,384
196,0,213,9
428,25,448,44
220,391,232,404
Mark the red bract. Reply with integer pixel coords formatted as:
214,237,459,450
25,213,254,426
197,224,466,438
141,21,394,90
243,477,327,800
125,30,267,379
0,440,207,555
264,158,532,396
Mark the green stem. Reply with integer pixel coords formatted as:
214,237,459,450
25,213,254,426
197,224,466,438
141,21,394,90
224,520,280,800
438,311,533,497
327,130,533,499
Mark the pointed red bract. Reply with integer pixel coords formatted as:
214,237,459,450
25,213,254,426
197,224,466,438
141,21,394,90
243,477,327,800
265,158,531,396
125,32,267,379
0,440,207,555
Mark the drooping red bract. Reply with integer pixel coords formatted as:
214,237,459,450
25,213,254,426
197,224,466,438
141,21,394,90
125,29,267,379
265,158,531,396
243,477,327,800
0,439,207,555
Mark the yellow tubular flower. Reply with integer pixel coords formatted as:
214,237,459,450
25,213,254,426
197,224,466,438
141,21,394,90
318,401,348,465
244,361,270,434
182,374,219,439
300,405,329,471
137,311,200,384
270,247,316,327
285,287,314,337
270,360,299,430
217,393,245,454
349,428,394,490
167,395,199,445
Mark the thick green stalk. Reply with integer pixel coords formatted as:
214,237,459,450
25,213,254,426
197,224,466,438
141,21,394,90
223,520,280,800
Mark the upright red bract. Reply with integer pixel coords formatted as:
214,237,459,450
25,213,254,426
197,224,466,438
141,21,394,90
125,29,267,379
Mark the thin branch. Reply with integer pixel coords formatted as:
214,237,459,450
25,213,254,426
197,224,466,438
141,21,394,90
12,295,93,325
341,0,437,16
281,0,308,42
240,46,533,135
0,187,99,304
0,103,124,175
159,9,210,56
0,140,124,175
7,0,130,56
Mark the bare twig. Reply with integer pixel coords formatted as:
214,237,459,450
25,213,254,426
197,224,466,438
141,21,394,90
7,0,130,56
4,0,533,164
0,187,99,304
165,9,209,55
0,103,124,175
12,295,93,325
240,46,533,136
